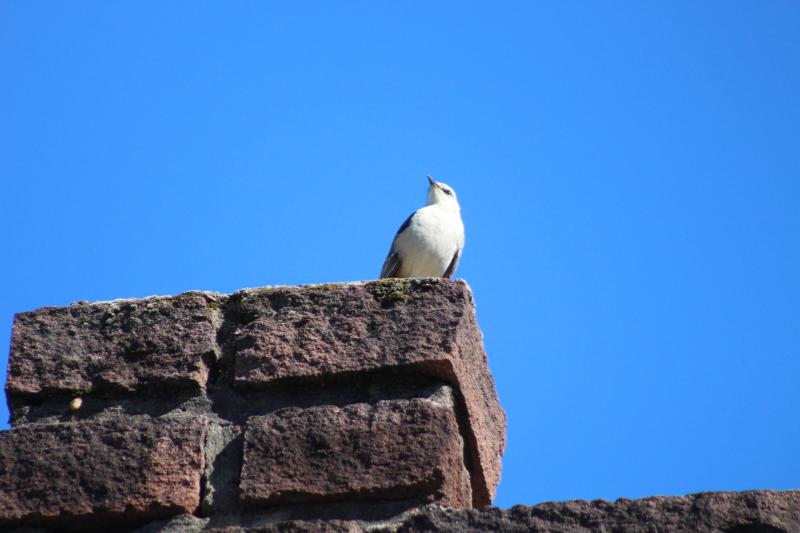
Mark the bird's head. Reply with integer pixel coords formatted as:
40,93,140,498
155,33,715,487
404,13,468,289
426,176,460,210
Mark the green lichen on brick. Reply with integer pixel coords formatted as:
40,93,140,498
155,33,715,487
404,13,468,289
372,278,409,305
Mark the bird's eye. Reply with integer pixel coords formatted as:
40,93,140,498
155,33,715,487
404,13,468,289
443,189,452,195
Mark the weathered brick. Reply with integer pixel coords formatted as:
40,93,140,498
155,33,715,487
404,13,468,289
0,415,206,529
231,278,505,507
6,292,221,398
240,395,471,509
381,490,800,533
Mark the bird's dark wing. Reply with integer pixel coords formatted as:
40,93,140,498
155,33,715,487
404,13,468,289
380,212,414,278
380,251,402,279
442,248,461,279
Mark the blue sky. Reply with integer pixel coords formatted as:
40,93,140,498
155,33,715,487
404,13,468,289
1,2,798,507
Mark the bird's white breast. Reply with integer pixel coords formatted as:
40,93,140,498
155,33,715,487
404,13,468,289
394,205,464,277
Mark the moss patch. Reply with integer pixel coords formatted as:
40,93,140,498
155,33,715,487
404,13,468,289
372,278,409,306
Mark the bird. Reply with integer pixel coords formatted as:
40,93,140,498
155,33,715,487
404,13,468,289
380,176,465,279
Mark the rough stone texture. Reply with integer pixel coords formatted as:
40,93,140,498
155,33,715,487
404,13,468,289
0,415,207,530
125,490,800,532
240,394,471,509
379,490,800,532
230,278,505,507
6,292,220,397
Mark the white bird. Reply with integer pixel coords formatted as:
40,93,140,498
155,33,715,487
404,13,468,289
380,176,465,279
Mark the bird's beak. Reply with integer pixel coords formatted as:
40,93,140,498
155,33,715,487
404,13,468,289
427,175,437,188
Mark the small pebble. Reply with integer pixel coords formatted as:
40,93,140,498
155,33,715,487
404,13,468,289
70,397,83,411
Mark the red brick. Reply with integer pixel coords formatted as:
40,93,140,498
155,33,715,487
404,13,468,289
0,415,206,528
231,278,505,507
7,292,220,397
240,396,471,509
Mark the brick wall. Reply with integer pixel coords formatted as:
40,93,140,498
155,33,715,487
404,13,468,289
3,278,798,532
1,278,506,531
